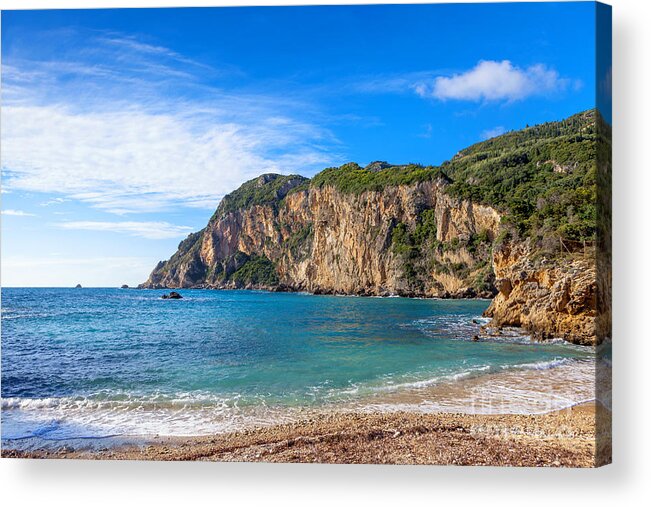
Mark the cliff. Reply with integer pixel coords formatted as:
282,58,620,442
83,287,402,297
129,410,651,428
142,172,501,298
141,110,609,346
483,241,597,345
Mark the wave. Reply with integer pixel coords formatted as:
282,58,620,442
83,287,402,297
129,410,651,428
350,359,596,416
500,357,573,371
1,391,299,442
1,357,595,443
2,390,240,411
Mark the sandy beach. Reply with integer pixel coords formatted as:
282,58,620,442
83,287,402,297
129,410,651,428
2,402,610,467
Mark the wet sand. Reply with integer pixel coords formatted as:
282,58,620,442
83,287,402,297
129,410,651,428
2,402,610,467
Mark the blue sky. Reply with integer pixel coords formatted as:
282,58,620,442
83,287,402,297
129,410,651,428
1,3,600,287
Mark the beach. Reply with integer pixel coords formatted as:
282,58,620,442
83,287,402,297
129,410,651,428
2,402,609,466
1,288,608,466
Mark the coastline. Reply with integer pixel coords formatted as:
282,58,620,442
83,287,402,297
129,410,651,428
138,285,495,302
2,356,608,466
2,402,609,467
2,288,606,466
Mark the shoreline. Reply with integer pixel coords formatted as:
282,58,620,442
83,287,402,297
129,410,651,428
137,285,495,301
2,355,602,458
2,358,607,466
2,402,610,466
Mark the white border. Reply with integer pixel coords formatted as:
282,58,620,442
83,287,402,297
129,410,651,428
1,0,650,505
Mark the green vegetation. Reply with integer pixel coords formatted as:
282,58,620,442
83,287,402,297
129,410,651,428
212,110,599,252
391,208,494,292
311,162,450,195
214,174,309,219
471,263,495,293
157,229,205,278
204,263,223,281
443,110,598,244
391,209,441,289
467,229,491,254
308,110,598,248
230,255,279,286
285,224,314,259
392,209,439,255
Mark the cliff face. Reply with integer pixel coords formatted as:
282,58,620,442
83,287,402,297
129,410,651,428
483,241,597,345
141,174,501,298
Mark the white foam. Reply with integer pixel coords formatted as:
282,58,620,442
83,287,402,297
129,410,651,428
2,359,598,442
500,357,572,371
350,358,596,415
1,392,300,440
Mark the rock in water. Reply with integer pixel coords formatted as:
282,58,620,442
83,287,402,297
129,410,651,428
75,284,82,288
121,284,129,289
161,291,183,299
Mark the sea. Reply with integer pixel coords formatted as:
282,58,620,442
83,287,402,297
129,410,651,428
1,288,596,450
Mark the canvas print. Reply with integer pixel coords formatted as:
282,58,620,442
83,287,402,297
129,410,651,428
1,2,611,466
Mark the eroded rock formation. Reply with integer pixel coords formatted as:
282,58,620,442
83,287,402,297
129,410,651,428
141,175,501,298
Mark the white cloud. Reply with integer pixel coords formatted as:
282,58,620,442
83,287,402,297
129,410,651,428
416,60,572,102
353,71,441,94
1,209,36,217
480,126,506,140
2,104,331,214
40,197,68,206
1,31,338,215
54,220,195,240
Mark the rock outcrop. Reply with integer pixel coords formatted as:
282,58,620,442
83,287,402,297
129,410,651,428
483,241,597,345
161,291,183,299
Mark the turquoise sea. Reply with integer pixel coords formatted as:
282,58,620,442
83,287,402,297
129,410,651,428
1,288,595,448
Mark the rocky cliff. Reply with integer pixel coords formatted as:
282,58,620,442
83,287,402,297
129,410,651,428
483,241,597,345
141,172,501,298
141,110,609,346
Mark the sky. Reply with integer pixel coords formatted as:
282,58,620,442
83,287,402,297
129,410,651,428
1,2,602,287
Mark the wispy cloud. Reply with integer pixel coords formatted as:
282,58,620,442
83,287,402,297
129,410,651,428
1,30,339,214
40,197,68,207
97,34,216,72
1,209,36,217
418,124,433,139
352,71,443,95
3,104,333,214
55,220,195,240
414,60,575,102
480,126,506,140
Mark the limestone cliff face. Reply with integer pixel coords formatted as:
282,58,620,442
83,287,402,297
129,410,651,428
141,174,501,298
483,241,598,345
